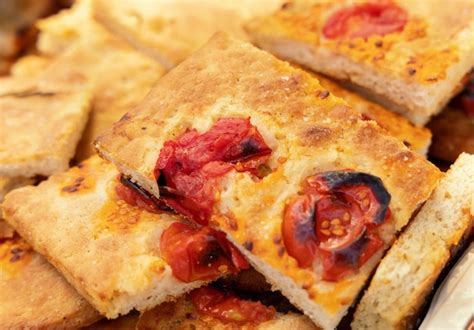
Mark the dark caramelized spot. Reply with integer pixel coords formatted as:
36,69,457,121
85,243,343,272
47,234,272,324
62,185,79,193
316,90,330,99
407,68,417,76
243,240,253,251
375,40,383,47
277,246,285,257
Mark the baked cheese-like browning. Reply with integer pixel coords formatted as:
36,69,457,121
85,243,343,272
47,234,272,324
92,0,284,68
245,0,474,125
2,156,208,318
311,72,432,155
137,288,317,330
95,33,441,329
0,77,91,177
353,153,474,330
0,221,100,328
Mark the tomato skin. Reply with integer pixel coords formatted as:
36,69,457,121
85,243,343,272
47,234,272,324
160,223,249,282
190,287,276,324
282,171,391,281
282,195,318,268
323,2,408,39
155,118,272,225
115,176,166,213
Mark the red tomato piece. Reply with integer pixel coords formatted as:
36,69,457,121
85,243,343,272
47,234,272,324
282,195,318,268
323,2,408,39
115,176,164,213
282,171,391,281
160,223,249,283
190,287,276,324
155,118,272,225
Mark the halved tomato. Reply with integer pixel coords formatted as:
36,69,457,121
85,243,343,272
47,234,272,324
160,223,249,282
190,287,276,324
323,2,408,39
154,118,272,225
282,170,391,281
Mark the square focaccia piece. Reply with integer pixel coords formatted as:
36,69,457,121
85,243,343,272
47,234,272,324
245,0,474,126
95,33,441,329
2,156,247,318
0,221,100,329
0,77,91,177
353,153,474,329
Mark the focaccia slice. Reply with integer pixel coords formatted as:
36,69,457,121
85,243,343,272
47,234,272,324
92,0,284,68
33,0,166,160
137,286,316,330
95,33,441,329
311,72,432,155
353,153,474,329
245,0,474,126
2,156,246,318
0,78,91,177
0,221,100,328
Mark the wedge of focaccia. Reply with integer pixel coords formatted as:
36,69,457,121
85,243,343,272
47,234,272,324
95,33,441,329
32,0,167,160
137,286,316,330
92,0,284,68
2,156,249,318
245,0,474,126
353,153,474,329
0,221,100,328
0,78,91,177
311,72,431,155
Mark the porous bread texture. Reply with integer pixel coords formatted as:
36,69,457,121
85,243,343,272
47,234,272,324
2,156,206,318
95,33,441,329
310,72,432,156
245,0,474,126
0,176,33,202
92,0,284,68
248,36,473,126
0,83,92,177
352,153,474,330
0,222,100,328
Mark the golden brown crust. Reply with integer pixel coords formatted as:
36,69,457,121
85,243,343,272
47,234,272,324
245,0,474,125
0,78,92,177
0,223,100,329
137,292,317,330
95,33,441,328
307,72,432,155
92,0,284,68
32,0,167,161
2,156,205,318
427,107,474,162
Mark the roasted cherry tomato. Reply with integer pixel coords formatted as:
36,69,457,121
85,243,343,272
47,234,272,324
115,175,169,213
190,287,276,324
323,2,408,39
160,223,249,282
155,118,272,225
282,171,391,281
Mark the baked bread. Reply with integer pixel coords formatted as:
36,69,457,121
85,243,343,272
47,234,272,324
32,0,167,160
137,286,317,330
0,221,100,328
2,156,245,318
352,153,474,330
245,0,474,126
419,243,474,330
310,72,432,155
92,0,283,68
0,176,33,203
95,33,441,329
0,77,91,177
